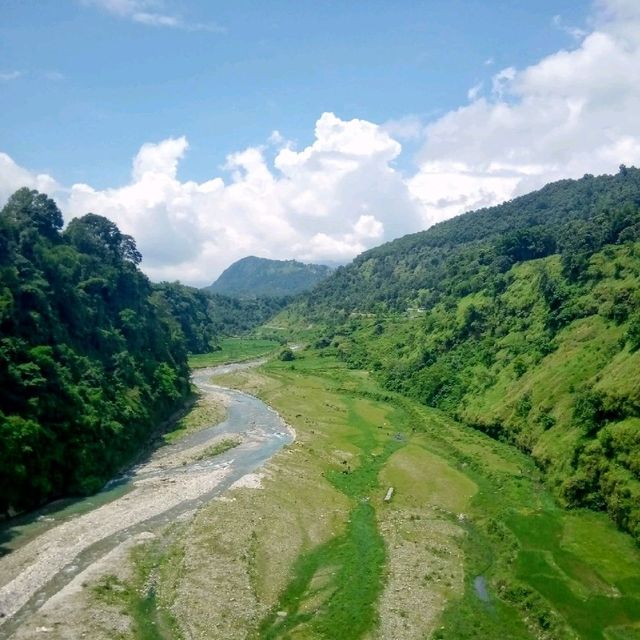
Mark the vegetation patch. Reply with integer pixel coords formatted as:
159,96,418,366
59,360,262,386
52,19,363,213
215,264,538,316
188,338,280,368
163,392,226,444
192,437,241,461
93,529,185,640
92,350,640,639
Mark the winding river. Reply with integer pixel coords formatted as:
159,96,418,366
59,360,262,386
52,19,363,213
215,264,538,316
0,359,293,639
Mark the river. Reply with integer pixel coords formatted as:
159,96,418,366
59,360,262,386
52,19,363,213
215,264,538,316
0,359,293,639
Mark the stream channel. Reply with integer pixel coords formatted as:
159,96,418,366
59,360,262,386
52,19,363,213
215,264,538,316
0,359,293,638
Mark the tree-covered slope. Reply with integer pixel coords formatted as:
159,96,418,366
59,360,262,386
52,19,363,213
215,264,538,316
207,255,332,297
152,282,289,354
297,167,640,543
0,189,191,515
305,166,640,313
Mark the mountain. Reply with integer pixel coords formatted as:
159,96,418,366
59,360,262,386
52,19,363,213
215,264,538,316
304,166,640,314
206,256,332,297
152,282,288,351
295,166,640,543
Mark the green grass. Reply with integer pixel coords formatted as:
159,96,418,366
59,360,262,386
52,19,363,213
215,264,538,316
258,502,386,640
380,444,477,512
255,384,402,639
399,403,640,640
265,351,640,640
296,352,640,640
135,349,640,639
193,437,241,460
188,338,280,368
94,529,185,640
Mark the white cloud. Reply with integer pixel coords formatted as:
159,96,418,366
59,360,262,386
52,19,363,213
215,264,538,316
3,0,640,286
0,154,59,204
56,113,423,284
467,82,483,102
490,66,516,98
81,0,223,31
0,71,22,81
552,14,588,41
409,0,640,223
382,115,426,141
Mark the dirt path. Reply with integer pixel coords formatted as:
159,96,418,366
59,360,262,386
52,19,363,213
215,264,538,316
0,360,293,638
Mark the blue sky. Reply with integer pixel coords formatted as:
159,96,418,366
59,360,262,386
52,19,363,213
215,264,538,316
2,1,588,187
2,1,640,285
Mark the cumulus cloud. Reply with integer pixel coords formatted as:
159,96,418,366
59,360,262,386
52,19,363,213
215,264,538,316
3,0,640,285
409,0,640,221
58,113,424,284
0,154,59,204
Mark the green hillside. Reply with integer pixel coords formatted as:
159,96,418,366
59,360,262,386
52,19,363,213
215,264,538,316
153,281,288,351
207,255,332,297
305,166,640,314
295,166,640,543
0,189,196,515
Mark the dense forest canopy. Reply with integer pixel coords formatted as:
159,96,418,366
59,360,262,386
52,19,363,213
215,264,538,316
0,188,193,514
4,165,640,549
152,281,290,352
0,188,293,516
206,255,332,297
298,166,640,543
305,166,640,314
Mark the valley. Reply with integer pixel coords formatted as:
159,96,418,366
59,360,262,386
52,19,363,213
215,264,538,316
8,343,636,639
0,354,292,639
3,171,640,638
4,2,640,635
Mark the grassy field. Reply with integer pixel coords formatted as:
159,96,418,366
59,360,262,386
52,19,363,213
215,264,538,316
188,337,281,368
222,352,640,639
96,349,640,639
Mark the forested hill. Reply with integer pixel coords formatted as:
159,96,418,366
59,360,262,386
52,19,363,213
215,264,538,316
153,281,289,346
305,166,640,313
206,255,332,297
299,166,640,543
0,189,194,515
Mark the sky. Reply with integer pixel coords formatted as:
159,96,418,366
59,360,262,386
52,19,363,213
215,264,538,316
2,0,640,285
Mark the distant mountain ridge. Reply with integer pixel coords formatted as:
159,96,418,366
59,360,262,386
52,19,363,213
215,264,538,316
206,256,333,297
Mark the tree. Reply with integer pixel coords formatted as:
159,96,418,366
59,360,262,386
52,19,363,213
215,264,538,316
1,187,63,240
65,213,141,265
0,189,189,515
279,347,295,361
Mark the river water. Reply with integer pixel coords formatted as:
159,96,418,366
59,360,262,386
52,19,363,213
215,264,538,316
0,359,293,638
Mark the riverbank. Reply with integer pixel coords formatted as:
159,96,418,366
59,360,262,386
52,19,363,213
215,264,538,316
0,359,293,639
127,350,640,639
4,348,640,638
